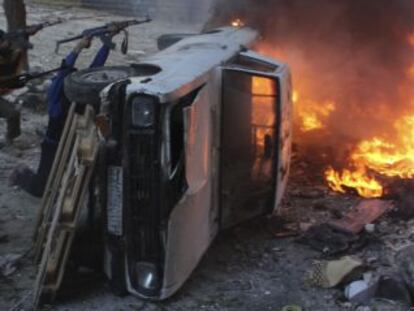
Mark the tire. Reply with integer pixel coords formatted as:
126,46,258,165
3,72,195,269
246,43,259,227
64,66,137,106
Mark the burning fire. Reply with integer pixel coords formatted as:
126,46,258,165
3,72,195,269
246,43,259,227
256,45,337,133
255,34,414,199
326,114,414,198
295,94,336,132
409,33,414,47
213,0,414,200
325,166,383,198
251,76,276,147
231,18,244,28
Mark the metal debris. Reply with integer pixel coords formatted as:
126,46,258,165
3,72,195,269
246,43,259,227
329,200,393,234
0,253,22,277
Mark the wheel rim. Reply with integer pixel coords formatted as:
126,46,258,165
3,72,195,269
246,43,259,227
81,69,130,83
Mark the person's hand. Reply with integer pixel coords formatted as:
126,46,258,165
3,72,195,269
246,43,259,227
73,36,93,54
26,25,41,36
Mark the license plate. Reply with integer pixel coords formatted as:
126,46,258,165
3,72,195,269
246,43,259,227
107,166,123,236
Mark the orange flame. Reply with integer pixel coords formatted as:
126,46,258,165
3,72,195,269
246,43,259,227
326,114,414,197
296,95,336,132
409,33,414,47
325,166,383,198
231,18,244,28
254,39,414,199
251,76,276,147
255,42,336,133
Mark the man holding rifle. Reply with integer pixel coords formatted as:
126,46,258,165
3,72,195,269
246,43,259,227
0,21,62,144
0,29,27,144
11,28,120,197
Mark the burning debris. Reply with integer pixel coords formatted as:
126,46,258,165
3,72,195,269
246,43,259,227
208,0,414,199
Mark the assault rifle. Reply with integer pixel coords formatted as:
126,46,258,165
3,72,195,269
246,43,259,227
1,20,64,50
55,17,152,54
0,61,68,89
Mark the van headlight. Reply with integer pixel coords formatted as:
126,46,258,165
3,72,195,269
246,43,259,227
131,96,155,128
135,262,160,293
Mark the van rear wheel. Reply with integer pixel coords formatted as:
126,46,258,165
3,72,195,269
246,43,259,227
64,66,136,106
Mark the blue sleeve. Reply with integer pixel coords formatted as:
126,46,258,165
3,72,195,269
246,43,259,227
47,51,79,118
89,44,110,68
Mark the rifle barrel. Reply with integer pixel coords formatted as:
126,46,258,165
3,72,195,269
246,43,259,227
0,65,67,89
54,17,152,53
57,34,84,45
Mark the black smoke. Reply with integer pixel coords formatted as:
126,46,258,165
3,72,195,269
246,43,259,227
207,0,414,142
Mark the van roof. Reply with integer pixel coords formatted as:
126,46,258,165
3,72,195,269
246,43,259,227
126,26,258,102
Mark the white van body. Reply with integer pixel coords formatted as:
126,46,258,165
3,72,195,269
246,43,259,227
100,26,293,300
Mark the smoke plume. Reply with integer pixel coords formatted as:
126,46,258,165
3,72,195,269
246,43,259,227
207,0,414,145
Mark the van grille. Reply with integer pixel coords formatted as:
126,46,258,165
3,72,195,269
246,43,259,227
128,130,161,258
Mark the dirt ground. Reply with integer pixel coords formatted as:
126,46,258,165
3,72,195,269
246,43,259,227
0,2,413,311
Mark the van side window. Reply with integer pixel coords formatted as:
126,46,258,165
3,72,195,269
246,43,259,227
170,103,185,173
169,86,204,175
167,86,204,208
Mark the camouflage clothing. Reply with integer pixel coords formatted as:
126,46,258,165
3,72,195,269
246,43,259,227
0,45,24,77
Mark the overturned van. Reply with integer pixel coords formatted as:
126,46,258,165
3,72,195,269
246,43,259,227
99,26,293,299
90,27,291,300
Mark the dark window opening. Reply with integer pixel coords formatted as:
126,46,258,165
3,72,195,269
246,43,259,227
169,85,205,175
169,103,185,174
167,85,205,211
232,54,278,73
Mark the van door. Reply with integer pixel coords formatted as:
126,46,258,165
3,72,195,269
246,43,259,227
220,51,292,228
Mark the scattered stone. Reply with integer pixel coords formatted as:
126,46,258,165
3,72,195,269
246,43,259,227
375,275,412,306
299,222,312,232
297,223,363,256
366,257,378,265
344,280,370,301
0,253,22,277
15,92,47,112
369,299,407,311
365,224,375,233
268,217,299,238
395,245,414,296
